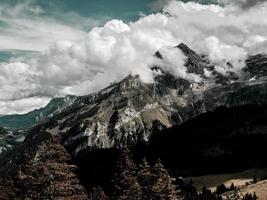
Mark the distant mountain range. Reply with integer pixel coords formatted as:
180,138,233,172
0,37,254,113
0,96,77,130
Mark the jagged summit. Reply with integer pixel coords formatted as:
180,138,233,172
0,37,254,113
155,43,209,75
176,43,195,55
246,54,267,77
177,43,209,75
1,43,267,158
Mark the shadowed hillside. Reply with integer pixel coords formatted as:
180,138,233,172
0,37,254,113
75,104,267,189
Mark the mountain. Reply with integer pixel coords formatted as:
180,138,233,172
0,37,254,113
0,95,77,130
39,43,267,157
1,43,267,198
1,43,267,156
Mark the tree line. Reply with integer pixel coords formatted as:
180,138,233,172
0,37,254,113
89,148,258,200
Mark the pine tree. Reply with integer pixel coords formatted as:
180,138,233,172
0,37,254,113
230,183,235,191
252,192,258,200
112,147,142,200
242,192,258,200
151,159,179,200
89,186,108,200
137,158,154,199
13,137,89,199
216,183,227,194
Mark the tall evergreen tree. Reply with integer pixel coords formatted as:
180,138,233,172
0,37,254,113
242,192,258,200
111,147,142,200
151,159,179,200
13,137,89,199
137,158,154,200
89,186,108,200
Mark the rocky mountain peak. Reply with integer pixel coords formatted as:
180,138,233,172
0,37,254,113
177,43,209,75
246,54,267,77
1,43,267,159
176,43,195,55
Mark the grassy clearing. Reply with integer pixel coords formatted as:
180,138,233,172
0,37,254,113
186,168,267,190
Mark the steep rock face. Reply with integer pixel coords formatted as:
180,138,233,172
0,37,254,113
21,44,266,158
176,43,208,75
246,54,267,77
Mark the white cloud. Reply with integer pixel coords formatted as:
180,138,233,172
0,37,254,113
0,97,50,115
2,0,267,114
219,0,267,10
0,0,102,52
205,36,247,74
155,46,202,82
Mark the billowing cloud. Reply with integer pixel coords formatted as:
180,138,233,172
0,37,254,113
0,0,103,51
1,0,267,114
0,97,50,115
220,0,267,10
205,36,247,74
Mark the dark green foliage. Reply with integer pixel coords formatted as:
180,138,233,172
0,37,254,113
182,185,222,200
216,184,227,194
137,158,154,199
108,148,259,200
150,159,179,200
242,192,258,200
111,149,179,200
89,186,108,200
198,187,222,200
0,137,89,199
230,183,235,191
215,183,236,195
111,148,142,200
252,176,257,184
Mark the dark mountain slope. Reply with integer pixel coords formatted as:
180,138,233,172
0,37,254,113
75,104,267,189
143,104,267,176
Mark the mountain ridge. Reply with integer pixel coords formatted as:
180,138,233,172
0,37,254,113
1,43,267,157
11,43,267,156
1,43,267,199
0,95,77,130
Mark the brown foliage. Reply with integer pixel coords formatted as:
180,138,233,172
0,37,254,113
0,137,89,199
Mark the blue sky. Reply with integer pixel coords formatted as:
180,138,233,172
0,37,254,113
0,0,219,61
1,0,267,114
0,0,158,61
